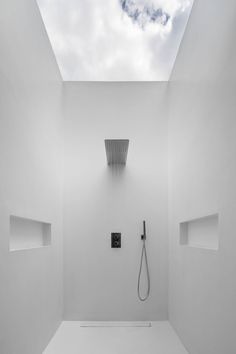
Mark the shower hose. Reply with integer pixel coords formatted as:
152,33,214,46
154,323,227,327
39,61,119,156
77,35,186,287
137,221,150,301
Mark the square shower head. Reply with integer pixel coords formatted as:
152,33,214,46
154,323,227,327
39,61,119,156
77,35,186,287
104,139,129,165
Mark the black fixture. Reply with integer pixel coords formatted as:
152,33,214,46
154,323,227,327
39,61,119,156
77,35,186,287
141,220,146,240
111,233,121,248
138,220,150,301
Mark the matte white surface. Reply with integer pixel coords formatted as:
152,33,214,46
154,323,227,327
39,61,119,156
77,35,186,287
1,1,235,353
180,214,219,250
170,0,236,82
0,0,63,353
10,215,51,251
169,84,236,354
63,83,168,320
168,0,236,353
44,321,188,354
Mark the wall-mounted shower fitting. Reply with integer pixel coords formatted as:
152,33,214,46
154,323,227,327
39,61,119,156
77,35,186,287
111,233,121,248
137,221,150,301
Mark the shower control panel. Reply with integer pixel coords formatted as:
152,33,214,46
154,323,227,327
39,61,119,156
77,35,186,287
111,233,121,248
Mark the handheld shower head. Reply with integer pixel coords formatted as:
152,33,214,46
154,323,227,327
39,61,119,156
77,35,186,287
141,220,146,240
138,220,150,301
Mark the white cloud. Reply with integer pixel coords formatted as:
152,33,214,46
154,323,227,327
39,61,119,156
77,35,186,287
36,0,193,80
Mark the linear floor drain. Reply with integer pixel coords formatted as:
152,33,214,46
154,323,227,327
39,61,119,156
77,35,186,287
80,322,152,328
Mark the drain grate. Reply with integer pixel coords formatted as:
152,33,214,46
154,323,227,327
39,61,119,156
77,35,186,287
80,322,152,328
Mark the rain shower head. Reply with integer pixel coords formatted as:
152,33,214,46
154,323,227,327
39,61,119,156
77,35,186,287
105,139,129,165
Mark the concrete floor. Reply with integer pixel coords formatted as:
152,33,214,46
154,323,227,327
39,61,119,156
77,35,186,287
43,321,188,354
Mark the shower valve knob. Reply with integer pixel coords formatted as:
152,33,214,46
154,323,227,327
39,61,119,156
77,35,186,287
111,233,121,248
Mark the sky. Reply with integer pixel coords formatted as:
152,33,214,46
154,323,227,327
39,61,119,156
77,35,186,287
36,0,194,81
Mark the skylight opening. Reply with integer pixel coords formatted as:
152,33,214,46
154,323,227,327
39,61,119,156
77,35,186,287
36,0,194,81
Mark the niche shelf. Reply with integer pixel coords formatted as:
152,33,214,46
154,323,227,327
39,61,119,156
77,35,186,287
180,214,219,250
10,215,51,251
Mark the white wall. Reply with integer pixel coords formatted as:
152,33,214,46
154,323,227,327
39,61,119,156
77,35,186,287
0,1,63,353
170,0,236,83
2,0,236,351
168,0,236,353
63,82,168,320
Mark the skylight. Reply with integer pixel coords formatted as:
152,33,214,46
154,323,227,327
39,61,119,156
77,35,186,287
36,0,194,81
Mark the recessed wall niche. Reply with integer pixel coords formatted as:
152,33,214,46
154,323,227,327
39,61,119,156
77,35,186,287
10,215,51,251
180,214,219,250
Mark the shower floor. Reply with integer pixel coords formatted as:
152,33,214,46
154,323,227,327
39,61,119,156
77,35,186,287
43,321,188,354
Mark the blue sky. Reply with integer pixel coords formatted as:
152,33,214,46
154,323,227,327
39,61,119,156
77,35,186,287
37,0,193,81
